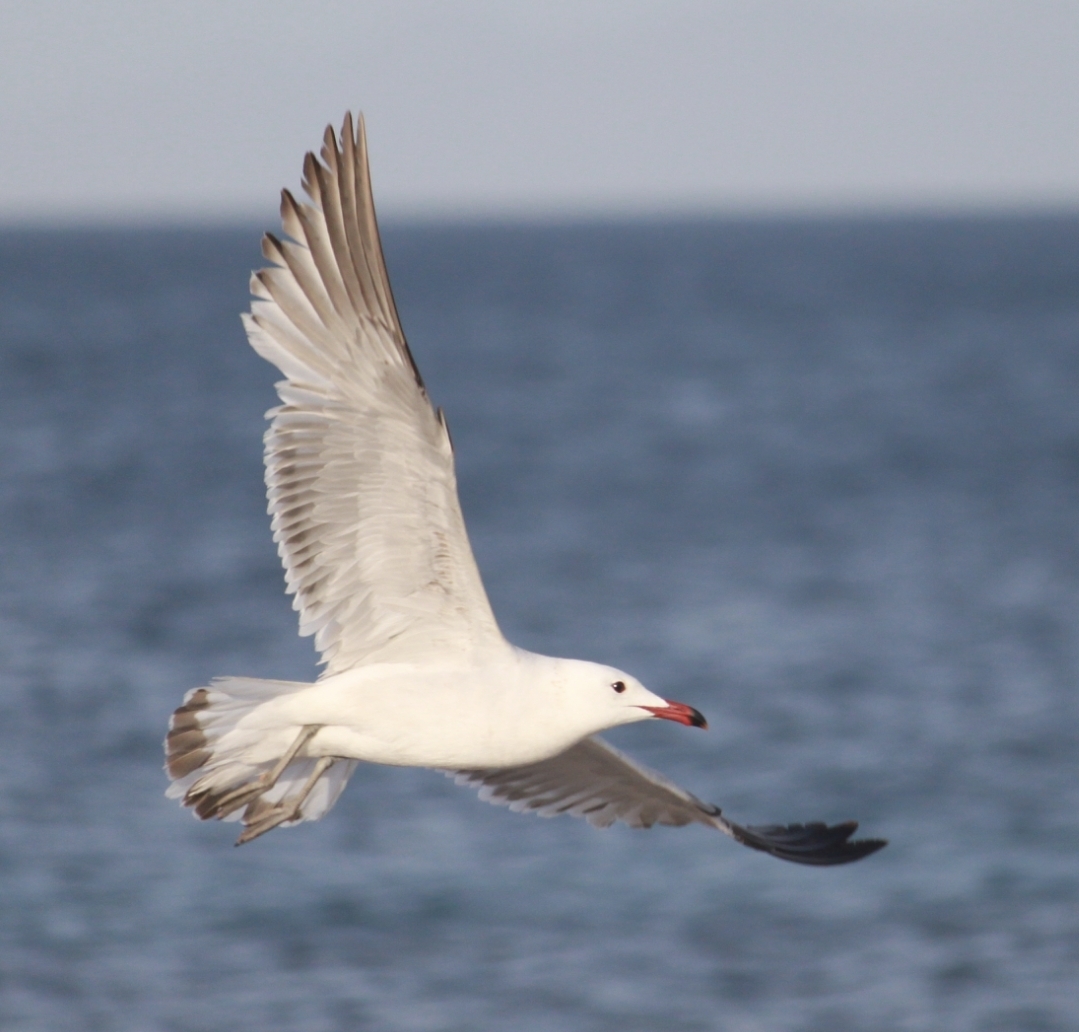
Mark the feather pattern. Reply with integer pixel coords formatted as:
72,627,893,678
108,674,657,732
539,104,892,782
244,113,503,674
449,736,888,866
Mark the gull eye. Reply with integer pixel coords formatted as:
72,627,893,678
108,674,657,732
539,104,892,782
611,681,626,694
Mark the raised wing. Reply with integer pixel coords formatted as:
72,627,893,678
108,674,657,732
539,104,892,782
242,113,504,674
448,737,887,866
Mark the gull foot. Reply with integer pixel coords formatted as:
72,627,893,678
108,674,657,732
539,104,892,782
234,756,335,845
235,799,303,844
198,724,323,820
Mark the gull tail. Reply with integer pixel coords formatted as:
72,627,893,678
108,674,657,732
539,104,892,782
164,677,356,840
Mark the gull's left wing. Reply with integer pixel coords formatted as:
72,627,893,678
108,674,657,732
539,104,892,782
243,114,505,674
448,736,887,866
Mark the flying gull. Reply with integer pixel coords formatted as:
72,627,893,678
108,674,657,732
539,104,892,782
165,114,886,865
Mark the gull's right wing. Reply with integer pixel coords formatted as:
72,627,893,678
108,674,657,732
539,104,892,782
449,736,887,866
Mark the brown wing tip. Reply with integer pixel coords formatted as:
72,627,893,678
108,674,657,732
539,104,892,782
278,189,300,226
341,111,356,147
262,231,285,264
321,124,339,165
301,152,322,203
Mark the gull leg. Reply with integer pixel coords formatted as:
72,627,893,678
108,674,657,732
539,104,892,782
235,756,336,845
209,724,323,818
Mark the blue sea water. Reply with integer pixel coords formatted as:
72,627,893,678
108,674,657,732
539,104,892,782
0,217,1077,1031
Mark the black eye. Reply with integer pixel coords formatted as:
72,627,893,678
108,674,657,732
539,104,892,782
612,681,626,694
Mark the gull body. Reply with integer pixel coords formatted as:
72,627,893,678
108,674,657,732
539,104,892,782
164,113,885,864
221,652,668,770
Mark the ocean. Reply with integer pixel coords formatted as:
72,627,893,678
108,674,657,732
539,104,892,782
1,216,1077,1031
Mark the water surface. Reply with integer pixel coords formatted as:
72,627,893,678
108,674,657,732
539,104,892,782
1,217,1077,1031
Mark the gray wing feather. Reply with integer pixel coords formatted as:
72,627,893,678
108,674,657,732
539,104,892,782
449,737,889,866
448,736,723,830
243,113,503,674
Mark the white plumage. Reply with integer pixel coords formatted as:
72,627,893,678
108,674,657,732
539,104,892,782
243,119,500,674
164,114,885,864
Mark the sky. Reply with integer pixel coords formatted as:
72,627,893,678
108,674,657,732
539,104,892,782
2,0,1079,222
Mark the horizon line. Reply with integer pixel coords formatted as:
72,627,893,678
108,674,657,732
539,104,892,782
4,197,1079,233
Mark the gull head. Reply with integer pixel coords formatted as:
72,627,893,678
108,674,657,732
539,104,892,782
537,655,708,739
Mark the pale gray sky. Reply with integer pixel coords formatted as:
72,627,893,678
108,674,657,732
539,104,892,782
2,0,1078,222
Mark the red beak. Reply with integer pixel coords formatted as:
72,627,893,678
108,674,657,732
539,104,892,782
640,700,708,729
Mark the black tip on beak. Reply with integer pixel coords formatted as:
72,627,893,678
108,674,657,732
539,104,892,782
641,701,709,729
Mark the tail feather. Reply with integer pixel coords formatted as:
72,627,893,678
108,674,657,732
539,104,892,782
165,688,213,779
164,677,356,830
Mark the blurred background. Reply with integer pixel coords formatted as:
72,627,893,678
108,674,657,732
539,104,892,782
2,3,1078,1031
5,0,1079,222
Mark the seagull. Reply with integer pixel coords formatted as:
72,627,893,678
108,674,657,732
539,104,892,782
165,113,886,865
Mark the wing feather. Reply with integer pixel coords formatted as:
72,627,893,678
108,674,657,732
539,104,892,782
449,737,718,829
246,113,504,673
336,119,386,318
449,737,888,866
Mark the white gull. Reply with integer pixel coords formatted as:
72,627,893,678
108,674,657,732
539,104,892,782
165,114,885,864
